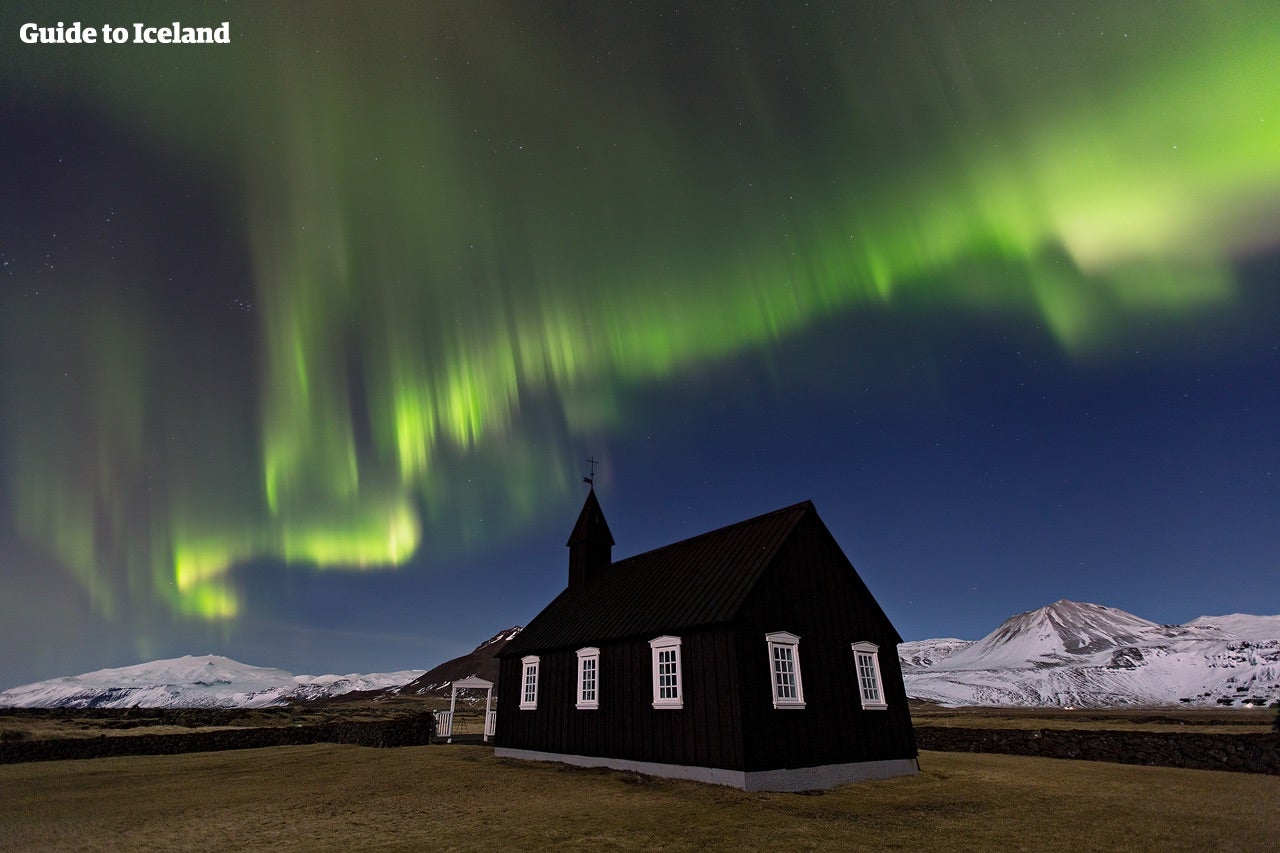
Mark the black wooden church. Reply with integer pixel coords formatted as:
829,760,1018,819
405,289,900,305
495,489,918,791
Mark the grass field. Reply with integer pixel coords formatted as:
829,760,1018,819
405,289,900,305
4,701,1269,744
1,744,1275,851
910,705,1277,733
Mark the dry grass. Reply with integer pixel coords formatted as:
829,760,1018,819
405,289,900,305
0,718,274,741
911,705,1276,733
0,745,1275,852
6,702,1265,743
0,700,441,742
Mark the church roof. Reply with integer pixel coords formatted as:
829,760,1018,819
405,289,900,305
501,500,814,658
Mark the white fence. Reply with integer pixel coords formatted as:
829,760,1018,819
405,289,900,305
434,710,495,741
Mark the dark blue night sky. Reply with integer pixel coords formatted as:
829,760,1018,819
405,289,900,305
1,2,1277,687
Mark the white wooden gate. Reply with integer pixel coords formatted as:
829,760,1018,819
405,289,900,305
441,677,494,742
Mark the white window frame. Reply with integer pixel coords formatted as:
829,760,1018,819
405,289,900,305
765,631,806,709
851,641,887,710
519,655,540,710
649,636,684,709
576,647,600,710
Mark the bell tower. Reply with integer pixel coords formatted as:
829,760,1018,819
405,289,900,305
567,486,614,588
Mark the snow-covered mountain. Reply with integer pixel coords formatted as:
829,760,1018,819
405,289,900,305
897,638,974,669
0,655,424,709
398,626,521,696
7,608,1275,711
902,600,1280,708
1183,613,1280,642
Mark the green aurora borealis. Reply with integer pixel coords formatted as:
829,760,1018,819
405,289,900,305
3,2,1279,632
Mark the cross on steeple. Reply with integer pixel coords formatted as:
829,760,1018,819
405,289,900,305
583,455,600,487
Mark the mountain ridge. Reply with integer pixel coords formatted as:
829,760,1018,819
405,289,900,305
0,627,525,709
902,600,1280,708
396,626,521,697
0,654,426,709
5,604,1277,710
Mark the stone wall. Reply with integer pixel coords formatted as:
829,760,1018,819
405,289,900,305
6,716,1277,775
0,712,436,764
915,726,1280,775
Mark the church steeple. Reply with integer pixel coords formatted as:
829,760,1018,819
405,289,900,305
567,487,614,588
